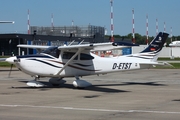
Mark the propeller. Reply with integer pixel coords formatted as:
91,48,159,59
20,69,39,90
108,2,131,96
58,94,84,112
8,64,13,78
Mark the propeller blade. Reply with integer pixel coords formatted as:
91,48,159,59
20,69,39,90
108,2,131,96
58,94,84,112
8,64,13,78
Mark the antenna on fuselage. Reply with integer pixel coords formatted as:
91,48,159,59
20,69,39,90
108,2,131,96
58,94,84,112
68,40,75,46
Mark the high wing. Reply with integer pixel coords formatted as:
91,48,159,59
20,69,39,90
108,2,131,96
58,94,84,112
17,42,139,52
17,45,51,53
17,45,50,49
57,42,139,51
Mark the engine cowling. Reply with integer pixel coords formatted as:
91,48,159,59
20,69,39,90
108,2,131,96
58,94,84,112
73,79,92,88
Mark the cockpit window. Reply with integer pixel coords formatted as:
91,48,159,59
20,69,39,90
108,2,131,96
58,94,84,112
42,47,60,58
80,53,94,60
62,52,78,60
62,52,94,60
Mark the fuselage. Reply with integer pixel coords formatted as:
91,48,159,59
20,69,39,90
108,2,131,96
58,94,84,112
11,52,152,78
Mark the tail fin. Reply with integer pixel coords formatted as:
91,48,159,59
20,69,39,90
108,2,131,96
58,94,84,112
141,32,169,53
131,32,169,62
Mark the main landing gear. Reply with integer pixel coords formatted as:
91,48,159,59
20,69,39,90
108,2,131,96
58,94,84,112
73,76,92,88
26,76,92,88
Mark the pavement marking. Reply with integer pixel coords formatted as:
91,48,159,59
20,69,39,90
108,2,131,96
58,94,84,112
0,104,180,114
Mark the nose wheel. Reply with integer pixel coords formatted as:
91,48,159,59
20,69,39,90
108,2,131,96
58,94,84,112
26,76,45,87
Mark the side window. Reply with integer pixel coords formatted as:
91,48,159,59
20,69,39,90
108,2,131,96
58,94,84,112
62,52,78,60
80,53,94,60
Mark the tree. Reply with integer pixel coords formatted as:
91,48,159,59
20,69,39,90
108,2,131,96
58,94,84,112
105,32,175,46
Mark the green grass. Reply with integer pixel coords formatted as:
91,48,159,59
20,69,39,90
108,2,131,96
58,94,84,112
0,56,11,67
0,62,12,67
158,57,180,61
153,63,180,69
0,56,10,58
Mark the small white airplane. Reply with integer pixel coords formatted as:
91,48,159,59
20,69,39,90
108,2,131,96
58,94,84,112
5,32,169,88
169,41,180,47
0,21,14,24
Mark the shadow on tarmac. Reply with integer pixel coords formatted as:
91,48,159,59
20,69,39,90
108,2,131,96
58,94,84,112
10,81,130,93
94,82,167,87
10,80,167,93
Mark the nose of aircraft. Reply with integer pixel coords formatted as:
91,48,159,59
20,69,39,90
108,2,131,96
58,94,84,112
5,56,17,64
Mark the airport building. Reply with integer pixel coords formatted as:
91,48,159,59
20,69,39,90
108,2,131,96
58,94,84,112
0,25,107,56
1,26,178,58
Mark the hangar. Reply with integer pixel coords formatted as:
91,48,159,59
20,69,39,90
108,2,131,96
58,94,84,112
0,25,107,56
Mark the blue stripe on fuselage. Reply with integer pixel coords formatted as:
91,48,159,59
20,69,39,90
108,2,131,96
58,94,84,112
27,59,62,68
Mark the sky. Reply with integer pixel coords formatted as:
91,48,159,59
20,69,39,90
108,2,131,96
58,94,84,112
0,0,180,36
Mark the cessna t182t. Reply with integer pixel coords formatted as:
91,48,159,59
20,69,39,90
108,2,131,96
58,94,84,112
5,32,169,88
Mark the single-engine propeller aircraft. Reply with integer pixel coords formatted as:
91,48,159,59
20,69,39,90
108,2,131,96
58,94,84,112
169,41,180,47
5,32,169,88
0,21,14,24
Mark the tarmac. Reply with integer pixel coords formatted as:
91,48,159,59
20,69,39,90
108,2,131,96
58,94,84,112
0,67,180,120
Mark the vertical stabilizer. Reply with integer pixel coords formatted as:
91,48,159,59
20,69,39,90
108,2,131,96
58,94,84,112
141,32,168,53
131,32,169,62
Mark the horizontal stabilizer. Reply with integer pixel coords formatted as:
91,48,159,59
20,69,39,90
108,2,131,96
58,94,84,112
140,62,173,66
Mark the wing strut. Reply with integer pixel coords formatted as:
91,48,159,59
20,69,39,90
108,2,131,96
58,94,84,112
78,40,84,45
54,48,83,75
68,40,75,46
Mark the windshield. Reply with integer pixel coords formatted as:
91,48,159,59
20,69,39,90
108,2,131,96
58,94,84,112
42,47,60,58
